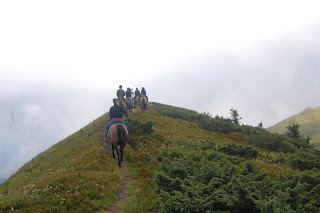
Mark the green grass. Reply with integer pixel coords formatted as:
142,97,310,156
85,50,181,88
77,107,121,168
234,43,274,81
1,102,320,212
0,114,120,212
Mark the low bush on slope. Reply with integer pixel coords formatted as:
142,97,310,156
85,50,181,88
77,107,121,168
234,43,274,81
156,140,320,213
126,104,320,212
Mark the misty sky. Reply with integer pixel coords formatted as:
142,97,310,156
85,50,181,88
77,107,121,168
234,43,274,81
1,0,320,179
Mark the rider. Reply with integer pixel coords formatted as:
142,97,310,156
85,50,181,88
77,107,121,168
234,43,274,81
117,85,125,101
134,88,141,98
141,87,148,100
104,98,128,142
126,87,133,98
126,87,134,107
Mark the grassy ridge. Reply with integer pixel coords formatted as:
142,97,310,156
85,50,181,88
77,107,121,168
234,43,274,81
267,106,320,149
0,114,120,212
1,102,320,212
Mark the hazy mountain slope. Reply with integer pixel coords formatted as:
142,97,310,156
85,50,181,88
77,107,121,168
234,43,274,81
267,106,320,149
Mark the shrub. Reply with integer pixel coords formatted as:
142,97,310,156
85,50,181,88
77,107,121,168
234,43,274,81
221,143,258,159
290,152,320,171
155,140,320,212
124,118,154,136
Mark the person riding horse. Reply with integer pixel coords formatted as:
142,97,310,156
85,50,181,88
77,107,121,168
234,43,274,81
134,88,141,106
125,88,134,111
140,87,148,110
117,85,126,108
141,87,148,100
104,98,128,142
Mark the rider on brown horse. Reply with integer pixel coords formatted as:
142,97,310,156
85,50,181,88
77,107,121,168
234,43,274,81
104,98,128,142
141,87,148,100
134,88,141,106
117,85,125,101
135,88,141,98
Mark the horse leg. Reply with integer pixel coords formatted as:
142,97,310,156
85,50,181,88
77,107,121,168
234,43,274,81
120,143,125,162
111,144,116,159
114,145,121,167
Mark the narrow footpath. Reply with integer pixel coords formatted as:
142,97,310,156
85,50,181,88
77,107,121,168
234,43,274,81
102,142,133,213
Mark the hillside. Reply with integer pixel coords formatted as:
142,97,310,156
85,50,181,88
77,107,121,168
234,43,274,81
1,103,320,212
267,106,320,149
0,178,6,184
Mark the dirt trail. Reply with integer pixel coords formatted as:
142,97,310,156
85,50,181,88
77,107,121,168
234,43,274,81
102,142,133,213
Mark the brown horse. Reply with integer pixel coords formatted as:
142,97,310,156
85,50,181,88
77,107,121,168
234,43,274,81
119,99,127,110
140,96,148,110
134,96,140,107
107,123,137,167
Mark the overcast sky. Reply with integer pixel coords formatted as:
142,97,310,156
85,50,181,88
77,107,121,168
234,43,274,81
1,0,320,179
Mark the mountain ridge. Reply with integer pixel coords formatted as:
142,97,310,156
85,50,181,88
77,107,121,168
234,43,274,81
267,105,320,149
1,102,320,212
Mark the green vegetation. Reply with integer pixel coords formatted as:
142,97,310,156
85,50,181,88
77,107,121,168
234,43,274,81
267,106,320,149
0,114,120,212
156,140,320,212
1,102,320,212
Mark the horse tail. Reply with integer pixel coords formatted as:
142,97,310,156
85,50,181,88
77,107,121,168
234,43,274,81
117,125,137,151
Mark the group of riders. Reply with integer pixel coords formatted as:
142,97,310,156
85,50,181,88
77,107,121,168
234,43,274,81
104,85,148,142
116,85,148,110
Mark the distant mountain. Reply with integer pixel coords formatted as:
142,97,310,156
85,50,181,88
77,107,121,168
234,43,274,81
267,106,320,149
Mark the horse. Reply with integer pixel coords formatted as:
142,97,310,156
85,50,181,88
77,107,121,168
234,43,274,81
126,97,134,112
140,96,148,110
119,99,127,110
107,123,137,167
134,96,140,107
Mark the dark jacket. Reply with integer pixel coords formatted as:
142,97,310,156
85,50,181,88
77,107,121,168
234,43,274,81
126,90,133,98
135,90,141,97
109,104,128,121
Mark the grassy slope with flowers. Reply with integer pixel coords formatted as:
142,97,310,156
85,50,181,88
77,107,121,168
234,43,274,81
0,113,118,212
1,103,319,212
